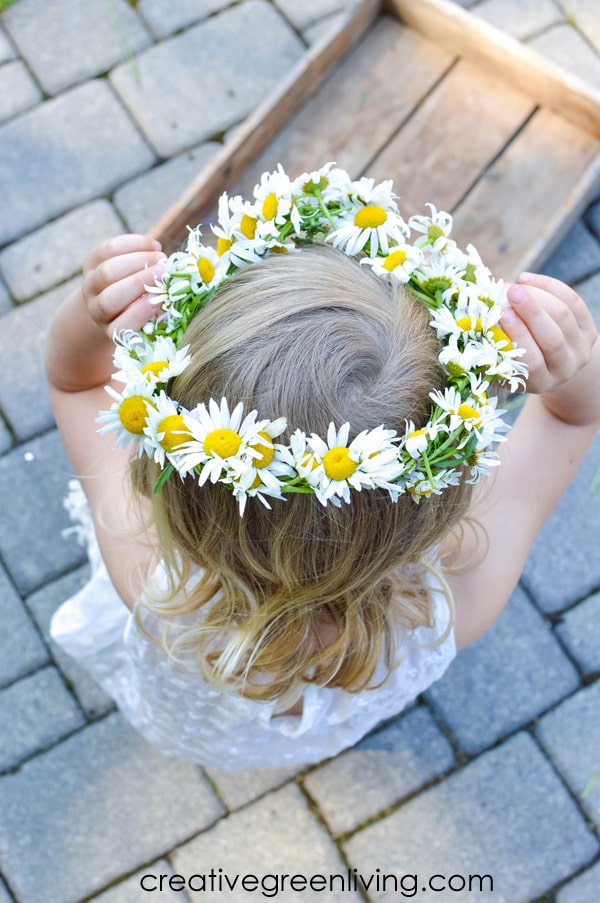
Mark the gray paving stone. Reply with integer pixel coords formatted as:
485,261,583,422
172,782,363,903
540,219,600,284
0,431,85,595
556,591,600,675
110,1,306,157
0,666,84,772
0,201,124,303
529,23,600,90
343,732,599,903
137,0,232,39
426,586,580,753
3,0,152,95
275,0,354,31
205,761,302,811
0,564,49,689
26,567,114,718
562,0,600,55
536,680,600,829
0,59,42,124
557,859,600,903
0,26,16,63
0,80,156,246
471,0,564,40
113,142,219,235
90,860,187,903
521,430,600,612
0,713,225,903
0,277,79,441
303,706,454,835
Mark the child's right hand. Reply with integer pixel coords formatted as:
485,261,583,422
81,234,166,339
501,273,600,427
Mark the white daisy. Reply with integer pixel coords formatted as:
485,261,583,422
305,422,404,505
360,243,423,283
252,164,301,233
143,392,195,469
294,162,353,205
408,204,453,252
113,336,192,387
175,398,268,487
328,178,408,257
97,380,157,455
211,193,268,267
402,420,447,459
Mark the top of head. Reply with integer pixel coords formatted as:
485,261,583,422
98,162,528,520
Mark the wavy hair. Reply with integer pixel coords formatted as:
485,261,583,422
131,244,474,702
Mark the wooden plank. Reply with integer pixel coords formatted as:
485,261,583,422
367,58,535,216
227,17,454,199
451,107,600,279
384,0,600,141
151,0,381,250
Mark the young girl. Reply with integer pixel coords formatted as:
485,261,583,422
46,164,600,769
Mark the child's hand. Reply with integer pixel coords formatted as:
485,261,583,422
501,274,599,420
82,234,166,339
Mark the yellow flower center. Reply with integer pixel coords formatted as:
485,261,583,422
197,256,215,284
408,428,426,439
427,224,444,242
157,415,191,452
456,316,483,332
249,431,275,469
446,362,465,378
489,326,511,348
249,474,262,490
383,249,407,271
217,237,232,257
203,428,243,459
458,404,481,424
354,205,387,229
322,446,358,481
262,193,278,221
240,214,257,239
301,452,319,471
118,396,156,435
140,361,168,380
409,481,433,497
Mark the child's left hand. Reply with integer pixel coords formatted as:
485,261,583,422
81,233,166,340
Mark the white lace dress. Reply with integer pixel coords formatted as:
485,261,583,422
50,483,456,770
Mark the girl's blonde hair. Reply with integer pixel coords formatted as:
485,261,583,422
132,245,473,702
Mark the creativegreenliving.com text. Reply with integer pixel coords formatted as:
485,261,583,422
140,868,494,897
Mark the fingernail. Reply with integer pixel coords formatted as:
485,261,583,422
151,239,162,251
509,285,527,305
519,272,534,283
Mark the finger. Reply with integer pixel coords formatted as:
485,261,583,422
84,234,162,272
500,304,545,386
86,249,166,297
109,292,160,336
518,272,596,334
92,263,165,326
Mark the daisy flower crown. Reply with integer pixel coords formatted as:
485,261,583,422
98,162,528,515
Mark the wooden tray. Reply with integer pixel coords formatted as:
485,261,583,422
151,0,600,280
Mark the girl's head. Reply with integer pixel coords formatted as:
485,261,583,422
132,245,474,699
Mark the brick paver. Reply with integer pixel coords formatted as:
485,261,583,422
0,0,599,899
